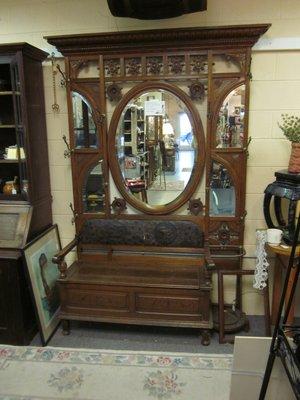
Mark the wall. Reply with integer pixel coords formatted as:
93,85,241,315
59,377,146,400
0,0,300,315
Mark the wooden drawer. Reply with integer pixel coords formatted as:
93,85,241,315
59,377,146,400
135,292,201,316
61,287,130,314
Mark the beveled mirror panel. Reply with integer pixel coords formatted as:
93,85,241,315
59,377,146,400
216,84,245,148
82,162,105,213
109,82,205,214
209,160,236,216
72,91,98,149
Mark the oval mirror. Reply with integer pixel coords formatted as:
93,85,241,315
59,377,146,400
71,91,98,149
109,82,205,214
216,84,245,148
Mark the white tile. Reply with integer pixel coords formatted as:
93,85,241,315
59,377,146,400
248,110,273,139
251,52,276,81
247,139,290,167
49,165,66,191
245,194,265,220
250,81,300,111
51,190,74,215
246,166,280,194
276,52,300,80
48,140,71,166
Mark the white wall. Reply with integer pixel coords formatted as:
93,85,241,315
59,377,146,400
1,0,300,315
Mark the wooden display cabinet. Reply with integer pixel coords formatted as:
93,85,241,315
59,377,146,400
0,43,52,345
0,43,52,237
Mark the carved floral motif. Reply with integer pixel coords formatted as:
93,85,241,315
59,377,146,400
147,57,163,75
168,56,185,74
190,55,208,74
126,58,141,75
210,223,239,245
104,59,120,76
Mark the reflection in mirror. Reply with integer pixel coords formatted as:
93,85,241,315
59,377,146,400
72,92,98,149
82,162,105,213
115,89,198,206
209,161,235,216
216,84,245,148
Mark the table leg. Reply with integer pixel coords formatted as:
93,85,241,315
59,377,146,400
271,257,282,325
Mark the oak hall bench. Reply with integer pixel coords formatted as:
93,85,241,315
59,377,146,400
53,219,214,345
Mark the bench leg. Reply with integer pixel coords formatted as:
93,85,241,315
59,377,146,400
62,320,70,335
201,329,211,346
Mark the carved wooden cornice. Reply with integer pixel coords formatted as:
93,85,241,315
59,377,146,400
45,24,271,56
0,42,48,60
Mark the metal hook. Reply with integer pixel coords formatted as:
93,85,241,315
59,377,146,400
62,135,73,158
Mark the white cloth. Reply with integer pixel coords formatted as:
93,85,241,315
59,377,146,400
253,230,269,290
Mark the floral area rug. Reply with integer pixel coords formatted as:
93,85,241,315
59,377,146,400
148,180,185,191
0,346,232,400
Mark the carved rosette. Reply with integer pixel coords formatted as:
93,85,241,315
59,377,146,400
168,56,185,74
126,58,141,76
106,83,122,102
104,59,121,76
111,197,127,214
147,57,163,75
189,82,206,101
210,223,239,246
188,198,204,215
190,55,208,74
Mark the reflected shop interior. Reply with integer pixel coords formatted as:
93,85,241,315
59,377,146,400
115,89,196,206
71,83,245,215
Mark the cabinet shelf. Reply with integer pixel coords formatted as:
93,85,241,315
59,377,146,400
0,159,25,164
0,125,15,129
0,91,20,96
0,193,23,201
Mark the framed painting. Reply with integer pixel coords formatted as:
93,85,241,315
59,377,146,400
0,203,32,248
23,225,62,345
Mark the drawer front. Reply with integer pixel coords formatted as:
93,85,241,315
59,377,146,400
64,288,130,312
135,292,203,317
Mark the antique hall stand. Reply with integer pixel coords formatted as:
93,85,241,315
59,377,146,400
46,24,270,341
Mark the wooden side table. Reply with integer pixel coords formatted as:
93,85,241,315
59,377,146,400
267,244,300,325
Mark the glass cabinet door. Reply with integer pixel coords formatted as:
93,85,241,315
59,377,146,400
11,56,28,199
0,55,28,200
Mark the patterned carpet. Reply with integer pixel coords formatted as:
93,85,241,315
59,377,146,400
0,346,232,400
148,180,185,191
